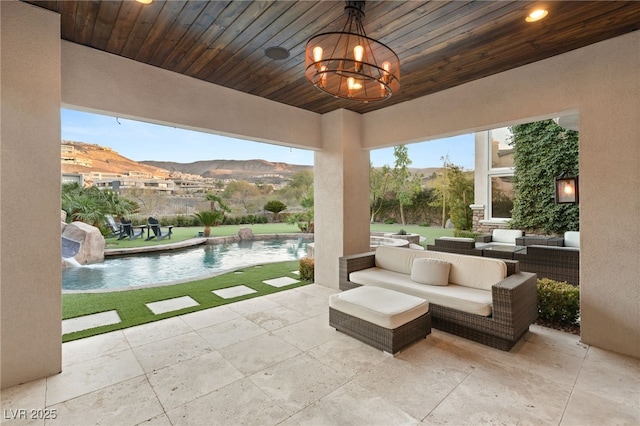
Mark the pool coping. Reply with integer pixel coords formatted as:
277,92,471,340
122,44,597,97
103,237,208,256
103,233,315,257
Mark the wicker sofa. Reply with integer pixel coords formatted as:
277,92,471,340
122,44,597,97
339,246,538,351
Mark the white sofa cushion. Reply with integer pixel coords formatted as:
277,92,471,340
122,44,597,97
491,229,523,244
375,246,416,274
375,246,506,291
411,258,450,286
349,268,493,317
564,231,580,248
329,286,429,329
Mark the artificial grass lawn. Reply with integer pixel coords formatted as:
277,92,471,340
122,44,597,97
62,260,310,342
104,223,304,250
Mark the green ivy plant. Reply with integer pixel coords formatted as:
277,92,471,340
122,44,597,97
510,120,579,234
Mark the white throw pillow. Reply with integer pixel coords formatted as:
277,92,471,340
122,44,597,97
411,258,451,286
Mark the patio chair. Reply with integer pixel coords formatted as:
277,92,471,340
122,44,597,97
146,217,173,241
475,229,524,248
104,214,121,238
515,231,580,285
118,219,144,240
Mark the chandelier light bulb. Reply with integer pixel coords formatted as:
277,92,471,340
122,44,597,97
313,46,323,63
354,45,364,61
347,77,356,97
382,61,390,83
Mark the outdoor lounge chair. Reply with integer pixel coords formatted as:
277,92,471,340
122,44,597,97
146,217,173,241
118,219,144,240
104,214,122,238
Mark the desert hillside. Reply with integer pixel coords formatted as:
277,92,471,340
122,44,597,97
61,141,170,178
141,159,312,180
61,141,312,181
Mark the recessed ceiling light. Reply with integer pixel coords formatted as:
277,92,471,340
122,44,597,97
264,46,290,60
136,0,153,4
526,8,548,22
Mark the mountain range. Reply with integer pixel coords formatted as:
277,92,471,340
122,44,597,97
62,140,443,181
61,141,312,180
141,159,312,180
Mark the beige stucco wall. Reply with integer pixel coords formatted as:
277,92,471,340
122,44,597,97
0,1,62,388
363,32,640,358
61,41,322,151
314,110,370,288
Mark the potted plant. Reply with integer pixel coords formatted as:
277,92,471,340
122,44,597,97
193,210,223,237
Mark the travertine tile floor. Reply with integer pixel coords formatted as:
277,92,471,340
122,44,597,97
2,284,639,425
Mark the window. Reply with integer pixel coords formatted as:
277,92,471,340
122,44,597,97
487,127,515,219
490,175,515,219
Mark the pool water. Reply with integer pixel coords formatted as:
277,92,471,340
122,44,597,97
63,239,309,291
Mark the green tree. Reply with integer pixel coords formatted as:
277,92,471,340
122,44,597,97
429,158,473,229
61,183,139,232
205,191,230,213
263,200,287,222
281,170,313,202
445,165,474,230
391,145,423,225
222,180,261,213
510,120,579,234
287,188,314,232
370,163,392,223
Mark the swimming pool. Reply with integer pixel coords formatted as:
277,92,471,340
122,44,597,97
62,239,309,291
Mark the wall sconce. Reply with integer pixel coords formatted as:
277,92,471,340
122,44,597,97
555,173,579,204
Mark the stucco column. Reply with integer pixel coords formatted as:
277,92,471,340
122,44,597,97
1,1,62,388
314,109,370,288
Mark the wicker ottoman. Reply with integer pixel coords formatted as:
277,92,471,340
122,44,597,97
329,286,431,354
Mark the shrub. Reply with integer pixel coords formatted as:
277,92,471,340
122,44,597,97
397,229,407,235
263,200,287,222
537,278,580,325
419,222,430,227
384,218,395,224
454,230,478,239
299,257,315,281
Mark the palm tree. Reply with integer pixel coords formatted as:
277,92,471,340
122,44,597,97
193,210,223,237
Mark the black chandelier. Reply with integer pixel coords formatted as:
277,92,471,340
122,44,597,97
305,1,400,102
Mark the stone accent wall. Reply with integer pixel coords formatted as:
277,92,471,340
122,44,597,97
471,205,485,233
470,204,510,234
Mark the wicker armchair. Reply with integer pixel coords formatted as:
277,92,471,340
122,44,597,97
515,245,579,285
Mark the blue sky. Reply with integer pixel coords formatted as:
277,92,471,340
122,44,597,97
61,108,475,170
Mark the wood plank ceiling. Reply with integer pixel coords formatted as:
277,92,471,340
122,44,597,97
24,1,640,115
